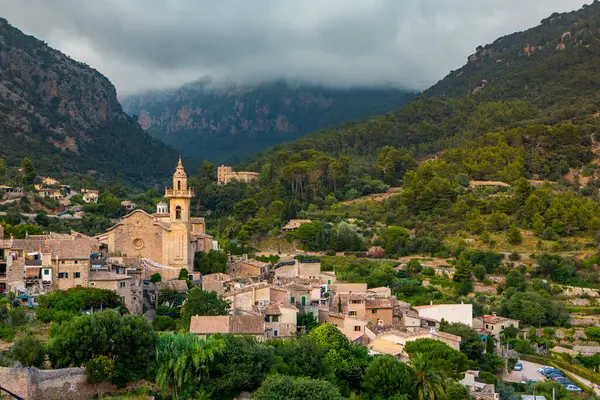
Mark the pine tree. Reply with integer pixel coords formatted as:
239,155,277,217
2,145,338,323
453,254,472,282
506,223,523,245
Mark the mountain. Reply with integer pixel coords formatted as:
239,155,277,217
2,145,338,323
121,79,415,163
248,1,600,167
0,18,177,188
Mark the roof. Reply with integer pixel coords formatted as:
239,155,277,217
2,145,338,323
11,236,98,259
155,280,189,292
368,338,404,356
264,302,299,315
368,287,390,293
89,271,131,281
223,283,272,297
476,314,517,324
189,315,265,335
233,259,269,268
366,298,396,309
202,273,231,282
284,282,311,292
469,181,510,187
105,209,173,232
190,217,205,224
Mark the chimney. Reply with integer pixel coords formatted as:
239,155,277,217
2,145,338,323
492,312,497,317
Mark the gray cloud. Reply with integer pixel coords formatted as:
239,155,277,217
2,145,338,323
0,0,590,95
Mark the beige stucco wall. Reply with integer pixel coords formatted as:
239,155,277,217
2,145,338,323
298,262,321,280
52,259,89,290
202,279,226,294
367,308,394,325
107,212,165,264
332,283,367,293
266,307,297,338
416,304,473,327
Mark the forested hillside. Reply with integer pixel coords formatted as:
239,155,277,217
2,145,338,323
0,19,177,188
248,1,600,173
121,79,414,163
180,2,600,251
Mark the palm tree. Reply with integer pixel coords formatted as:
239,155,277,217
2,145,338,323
155,333,224,399
410,352,445,400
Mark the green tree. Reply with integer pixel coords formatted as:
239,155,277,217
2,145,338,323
362,355,414,398
49,310,157,384
12,224,44,239
11,333,45,367
178,268,189,280
21,158,36,184
155,333,224,398
297,312,319,332
444,381,472,400
151,273,162,283
269,336,332,380
384,226,410,256
440,322,485,365
152,315,177,331
506,223,523,245
86,355,115,384
252,374,344,400
409,352,445,400
182,288,230,326
453,254,472,282
404,338,468,380
194,250,228,275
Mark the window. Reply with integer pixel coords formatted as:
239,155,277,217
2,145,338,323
274,330,278,337
119,282,126,288
74,272,81,278
354,326,361,331
90,282,95,286
176,206,182,219
43,270,49,275
349,310,357,316
265,316,270,322
177,180,181,190
58,272,68,279
61,261,66,265
74,261,78,264
485,324,489,329
501,325,505,330
290,296,295,304
273,315,279,322
327,280,332,285
372,309,377,314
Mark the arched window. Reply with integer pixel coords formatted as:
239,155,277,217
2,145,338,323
177,180,181,190
176,206,182,220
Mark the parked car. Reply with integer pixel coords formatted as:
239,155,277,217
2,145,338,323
537,366,552,373
554,377,574,385
565,384,583,393
547,372,565,379
514,362,523,371
541,367,558,376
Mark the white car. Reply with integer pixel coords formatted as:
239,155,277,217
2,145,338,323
537,366,551,373
565,384,583,393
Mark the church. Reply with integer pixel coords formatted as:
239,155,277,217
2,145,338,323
105,158,214,280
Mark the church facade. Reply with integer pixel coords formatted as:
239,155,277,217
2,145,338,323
105,159,214,279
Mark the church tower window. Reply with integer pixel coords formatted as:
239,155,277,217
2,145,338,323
178,180,181,190
176,206,182,220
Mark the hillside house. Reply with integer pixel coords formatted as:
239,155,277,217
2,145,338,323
413,303,473,327
201,272,232,295
230,258,269,279
120,200,137,211
264,302,299,339
190,314,265,340
89,271,143,314
38,188,62,200
473,313,519,341
81,189,99,203
281,219,312,231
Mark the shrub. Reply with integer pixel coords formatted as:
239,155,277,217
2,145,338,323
156,306,180,319
478,371,497,384
152,316,176,331
0,326,16,342
11,333,45,367
421,267,435,276
86,355,115,384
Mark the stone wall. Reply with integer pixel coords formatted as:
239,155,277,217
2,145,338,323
0,366,143,400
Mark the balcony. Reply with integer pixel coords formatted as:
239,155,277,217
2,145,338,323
164,189,194,198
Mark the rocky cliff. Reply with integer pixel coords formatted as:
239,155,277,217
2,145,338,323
0,18,177,187
122,79,415,163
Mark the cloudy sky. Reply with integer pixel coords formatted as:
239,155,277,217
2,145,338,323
0,0,590,96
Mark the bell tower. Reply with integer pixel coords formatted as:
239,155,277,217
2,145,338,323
164,157,194,267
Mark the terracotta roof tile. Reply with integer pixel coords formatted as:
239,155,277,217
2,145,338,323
155,280,189,292
189,315,264,335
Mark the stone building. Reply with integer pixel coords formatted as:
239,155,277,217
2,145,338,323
217,165,259,185
104,158,214,280
89,270,143,314
190,314,265,340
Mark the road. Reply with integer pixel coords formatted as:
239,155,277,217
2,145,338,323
507,359,600,396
